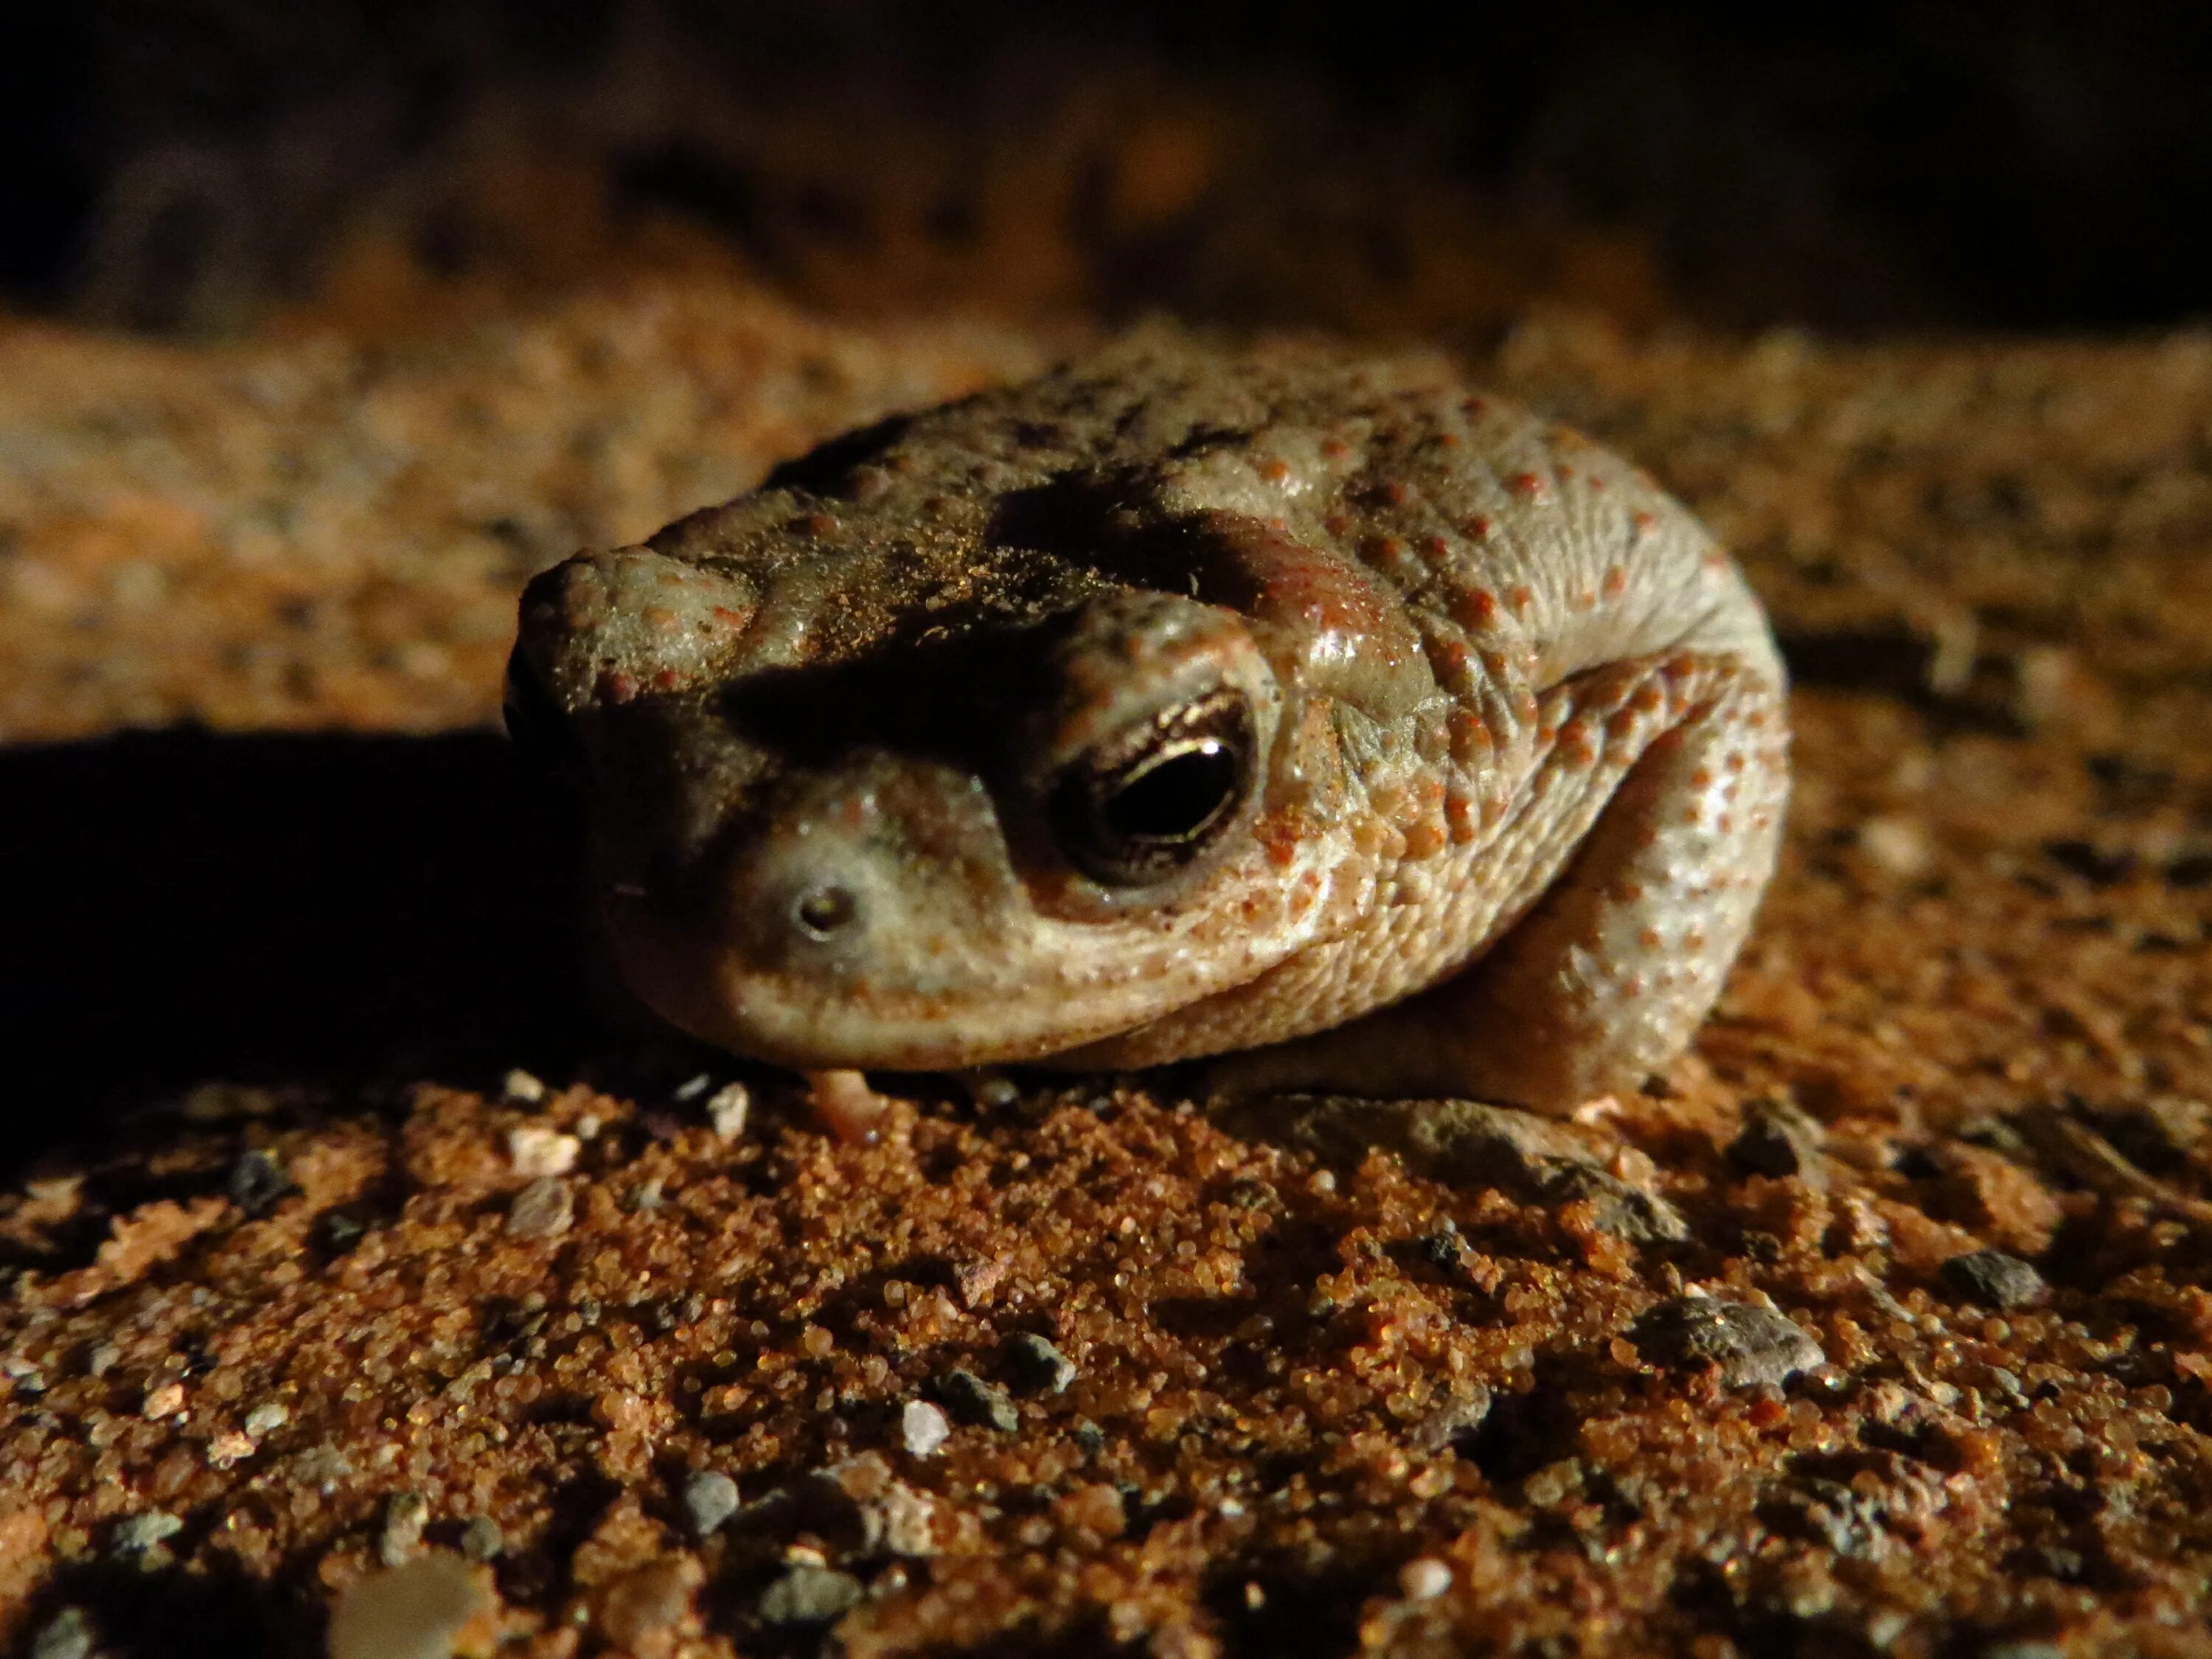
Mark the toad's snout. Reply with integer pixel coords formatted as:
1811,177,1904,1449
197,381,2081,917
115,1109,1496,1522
509,546,766,739
599,755,1043,1070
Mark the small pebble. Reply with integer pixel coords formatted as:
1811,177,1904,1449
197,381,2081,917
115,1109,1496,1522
316,1208,369,1254
705,1082,751,1138
962,1070,1022,1109
757,1564,863,1627
141,1382,185,1419
30,1609,93,1659
459,1516,504,1562
243,1401,290,1437
683,1469,742,1538
226,1147,296,1217
956,1256,1007,1307
327,1554,493,1659
1857,814,1932,878
1004,1332,1077,1396
1631,1297,1826,1389
111,1510,183,1557
672,1072,714,1102
1398,1557,1453,1600
1408,1381,1493,1454
901,1399,951,1457
501,1068,548,1104
872,1479,939,1557
380,1490,430,1566
1941,1250,2048,1310
933,1367,1018,1432
3,1356,46,1397
505,1177,574,1239
1727,1098,1829,1188
507,1124,580,1178
31,1610,92,1659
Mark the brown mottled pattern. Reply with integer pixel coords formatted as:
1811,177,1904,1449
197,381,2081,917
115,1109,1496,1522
515,339,1787,1112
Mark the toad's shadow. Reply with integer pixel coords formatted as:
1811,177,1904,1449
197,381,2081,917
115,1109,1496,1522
0,729,596,1170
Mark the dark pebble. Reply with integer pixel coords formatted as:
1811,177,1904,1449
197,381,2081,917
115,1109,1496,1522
1632,1297,1825,1389
933,1367,1018,1431
226,1147,296,1217
1727,1099,1828,1188
1003,1333,1076,1396
316,1207,369,1255
1940,1250,2048,1310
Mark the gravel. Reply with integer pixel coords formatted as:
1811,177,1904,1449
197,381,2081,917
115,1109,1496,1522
504,1177,574,1238
506,1125,580,1178
29,1610,93,1659
1003,1332,1077,1396
109,1510,183,1557
705,1082,751,1138
682,1468,742,1538
379,1490,431,1566
1728,1099,1829,1186
900,1399,951,1457
933,1367,1019,1431
1941,1250,2050,1310
1631,1298,1826,1389
226,1147,296,1217
757,1565,863,1627
1408,1381,1494,1454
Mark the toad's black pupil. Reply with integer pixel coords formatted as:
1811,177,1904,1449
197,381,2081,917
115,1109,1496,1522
1103,740,1240,842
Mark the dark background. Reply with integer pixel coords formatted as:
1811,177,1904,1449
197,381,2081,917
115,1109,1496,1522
4,1,2212,335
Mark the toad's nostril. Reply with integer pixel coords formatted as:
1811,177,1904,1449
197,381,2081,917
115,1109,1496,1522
793,885,859,939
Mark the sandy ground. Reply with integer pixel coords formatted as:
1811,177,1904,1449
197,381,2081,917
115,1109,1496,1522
4,278,2212,1655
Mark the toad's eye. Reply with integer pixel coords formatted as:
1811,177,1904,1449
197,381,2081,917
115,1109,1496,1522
1051,689,1256,886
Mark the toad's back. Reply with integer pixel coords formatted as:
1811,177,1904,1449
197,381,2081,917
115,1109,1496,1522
509,339,1789,1113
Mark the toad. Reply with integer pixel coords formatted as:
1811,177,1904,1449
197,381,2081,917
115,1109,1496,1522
507,338,1787,1116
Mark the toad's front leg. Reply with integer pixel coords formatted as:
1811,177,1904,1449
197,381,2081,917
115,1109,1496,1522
1207,650,1788,1114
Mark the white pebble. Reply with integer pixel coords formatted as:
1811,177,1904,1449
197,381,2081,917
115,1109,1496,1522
1398,1557,1453,1601
501,1069,547,1105
901,1400,950,1458
507,1125,579,1178
706,1082,751,1139
1857,814,1930,878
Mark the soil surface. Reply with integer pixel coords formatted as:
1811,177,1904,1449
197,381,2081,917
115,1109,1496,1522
6,265,2212,1654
